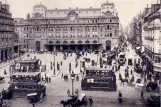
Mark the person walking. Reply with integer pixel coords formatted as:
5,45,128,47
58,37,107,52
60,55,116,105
61,73,64,79
141,88,144,99
60,61,62,66
131,69,133,75
75,89,79,96
67,89,70,97
49,77,51,83
32,103,35,107
89,96,93,106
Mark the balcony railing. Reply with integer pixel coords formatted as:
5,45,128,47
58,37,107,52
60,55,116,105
144,36,154,41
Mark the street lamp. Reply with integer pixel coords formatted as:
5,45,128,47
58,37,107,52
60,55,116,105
18,41,20,58
53,48,56,75
71,71,75,96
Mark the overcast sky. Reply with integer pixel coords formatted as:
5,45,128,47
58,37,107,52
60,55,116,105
1,0,159,28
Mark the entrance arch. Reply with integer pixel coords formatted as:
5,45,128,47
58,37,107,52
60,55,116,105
48,41,53,51
56,41,60,51
63,41,68,50
106,40,111,51
35,41,41,51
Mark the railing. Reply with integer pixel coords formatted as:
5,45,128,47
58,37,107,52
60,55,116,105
144,36,154,41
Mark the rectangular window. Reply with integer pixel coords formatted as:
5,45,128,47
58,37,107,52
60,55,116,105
110,33,112,37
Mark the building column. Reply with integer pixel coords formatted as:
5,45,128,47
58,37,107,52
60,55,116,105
83,45,85,51
3,50,5,60
54,46,56,51
75,45,78,51
60,45,63,51
68,45,70,51
90,45,92,50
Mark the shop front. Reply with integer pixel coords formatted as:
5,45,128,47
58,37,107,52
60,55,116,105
153,63,161,85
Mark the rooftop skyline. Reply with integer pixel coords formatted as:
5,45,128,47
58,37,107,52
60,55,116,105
1,0,160,28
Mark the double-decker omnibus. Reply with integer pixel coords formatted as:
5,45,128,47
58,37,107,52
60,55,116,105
81,67,117,91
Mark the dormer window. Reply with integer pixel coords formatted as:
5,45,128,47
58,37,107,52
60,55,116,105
111,7,113,9
103,7,105,9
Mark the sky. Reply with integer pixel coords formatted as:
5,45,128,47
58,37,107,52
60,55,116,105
1,0,159,28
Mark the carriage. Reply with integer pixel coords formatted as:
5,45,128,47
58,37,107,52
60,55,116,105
60,93,90,107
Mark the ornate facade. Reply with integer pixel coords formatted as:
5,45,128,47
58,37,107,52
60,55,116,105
14,1,120,52
0,2,15,62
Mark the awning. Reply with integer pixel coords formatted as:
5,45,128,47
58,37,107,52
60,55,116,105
154,63,161,72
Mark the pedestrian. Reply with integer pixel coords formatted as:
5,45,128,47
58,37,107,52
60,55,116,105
4,70,7,75
131,69,133,75
88,96,93,106
41,77,44,81
75,89,79,96
61,73,63,79
32,103,35,107
50,61,52,65
67,89,70,97
2,102,7,107
49,77,51,83
60,61,62,66
141,88,144,98
46,77,49,83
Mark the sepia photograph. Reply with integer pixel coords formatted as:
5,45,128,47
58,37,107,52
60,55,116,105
0,0,160,107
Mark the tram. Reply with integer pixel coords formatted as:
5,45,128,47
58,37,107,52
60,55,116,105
81,67,117,91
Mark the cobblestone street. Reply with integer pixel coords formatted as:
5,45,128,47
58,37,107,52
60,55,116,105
0,44,146,107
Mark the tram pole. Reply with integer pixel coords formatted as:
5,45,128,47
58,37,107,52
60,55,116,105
53,48,56,75
71,71,75,96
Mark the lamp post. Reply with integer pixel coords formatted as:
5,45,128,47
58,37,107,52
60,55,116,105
71,71,75,96
18,41,20,58
53,48,56,75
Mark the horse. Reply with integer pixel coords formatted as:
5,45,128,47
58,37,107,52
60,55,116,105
60,100,71,107
120,78,128,86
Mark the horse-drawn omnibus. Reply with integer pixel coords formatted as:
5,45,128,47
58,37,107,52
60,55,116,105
9,59,46,100
118,52,126,65
11,72,46,98
81,67,117,91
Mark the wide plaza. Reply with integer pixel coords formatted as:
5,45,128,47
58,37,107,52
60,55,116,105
0,43,149,107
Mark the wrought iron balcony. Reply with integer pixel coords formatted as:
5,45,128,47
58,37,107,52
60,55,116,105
144,36,154,41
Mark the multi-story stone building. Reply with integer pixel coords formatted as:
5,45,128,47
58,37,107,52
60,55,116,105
14,1,120,52
142,3,161,83
0,2,15,62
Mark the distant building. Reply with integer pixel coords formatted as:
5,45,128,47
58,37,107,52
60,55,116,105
14,1,120,51
0,2,15,62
